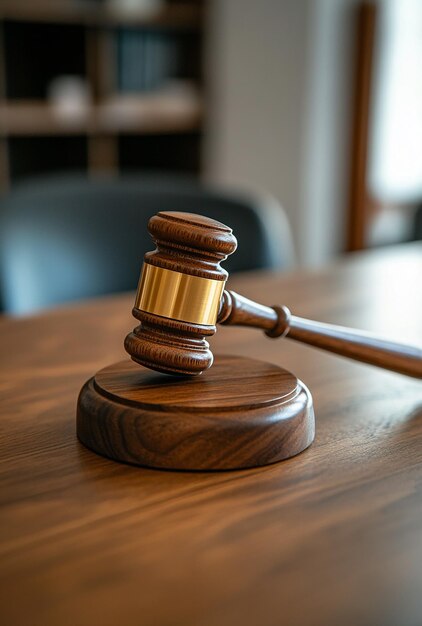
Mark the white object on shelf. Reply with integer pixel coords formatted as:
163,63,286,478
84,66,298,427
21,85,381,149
47,75,91,124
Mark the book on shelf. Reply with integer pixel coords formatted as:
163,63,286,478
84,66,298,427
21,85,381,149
117,29,178,93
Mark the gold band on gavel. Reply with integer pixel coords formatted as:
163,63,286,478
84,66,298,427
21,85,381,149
134,263,226,325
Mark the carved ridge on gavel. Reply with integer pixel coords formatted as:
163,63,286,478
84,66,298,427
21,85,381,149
124,211,422,379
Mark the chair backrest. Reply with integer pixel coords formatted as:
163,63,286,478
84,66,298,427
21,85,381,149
412,204,422,241
0,174,294,314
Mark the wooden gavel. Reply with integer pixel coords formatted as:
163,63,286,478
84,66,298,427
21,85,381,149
124,211,422,378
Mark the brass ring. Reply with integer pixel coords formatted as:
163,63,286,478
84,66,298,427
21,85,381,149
134,263,226,326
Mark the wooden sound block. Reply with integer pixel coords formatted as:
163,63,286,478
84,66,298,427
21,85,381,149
77,355,315,470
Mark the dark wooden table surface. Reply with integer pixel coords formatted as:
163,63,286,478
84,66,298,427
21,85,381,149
1,243,422,626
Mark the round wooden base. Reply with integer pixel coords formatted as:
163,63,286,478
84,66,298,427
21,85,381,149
77,355,315,470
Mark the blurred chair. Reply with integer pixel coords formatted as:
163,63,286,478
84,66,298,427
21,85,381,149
412,203,422,241
0,173,294,314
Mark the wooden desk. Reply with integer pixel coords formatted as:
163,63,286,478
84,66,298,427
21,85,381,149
1,243,421,626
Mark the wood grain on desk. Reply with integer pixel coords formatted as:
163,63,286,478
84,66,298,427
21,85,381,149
1,243,422,626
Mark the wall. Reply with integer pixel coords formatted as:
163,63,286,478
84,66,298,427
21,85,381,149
204,0,359,266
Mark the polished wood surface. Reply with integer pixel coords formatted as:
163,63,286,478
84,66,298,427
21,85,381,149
77,356,314,470
1,243,422,626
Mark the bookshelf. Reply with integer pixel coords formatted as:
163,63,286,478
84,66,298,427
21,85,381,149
0,0,205,189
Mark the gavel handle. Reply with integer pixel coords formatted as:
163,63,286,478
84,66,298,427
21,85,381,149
218,290,422,379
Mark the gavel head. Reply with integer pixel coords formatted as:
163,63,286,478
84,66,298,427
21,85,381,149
124,211,237,375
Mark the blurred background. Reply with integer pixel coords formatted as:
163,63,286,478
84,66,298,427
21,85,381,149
0,0,421,314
